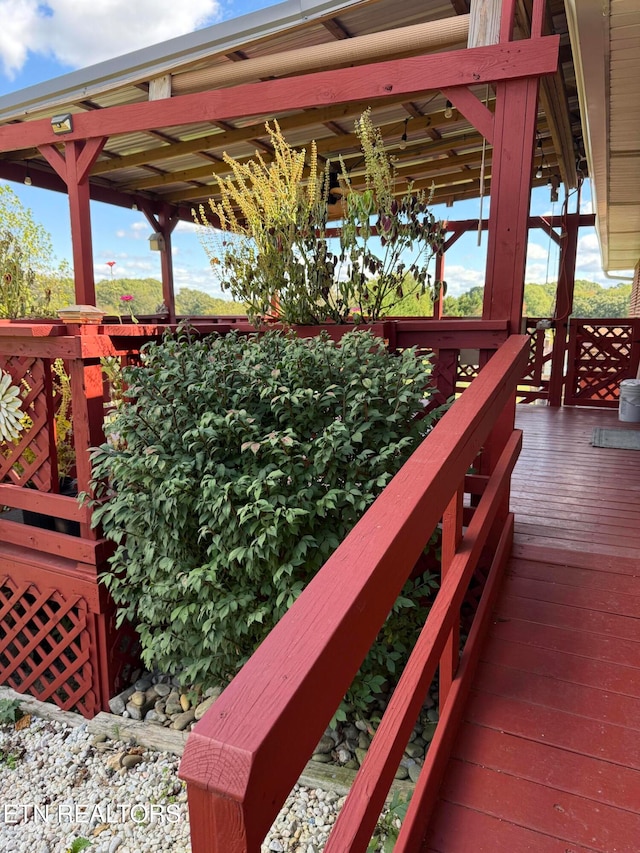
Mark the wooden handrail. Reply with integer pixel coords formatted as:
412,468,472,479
179,334,530,852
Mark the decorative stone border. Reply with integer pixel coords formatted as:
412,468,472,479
0,686,413,800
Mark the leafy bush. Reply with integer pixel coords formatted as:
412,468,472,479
89,328,439,714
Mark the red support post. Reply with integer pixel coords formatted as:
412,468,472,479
548,211,580,406
433,253,445,319
483,76,541,333
141,203,179,322
39,139,107,306
158,206,179,323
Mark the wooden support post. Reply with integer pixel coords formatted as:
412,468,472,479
482,76,540,334
439,483,463,709
39,139,106,306
67,354,106,539
548,211,580,406
436,349,458,402
142,203,179,322
433,253,445,319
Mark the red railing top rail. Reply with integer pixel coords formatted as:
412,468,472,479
179,334,529,849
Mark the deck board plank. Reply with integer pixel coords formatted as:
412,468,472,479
488,616,640,667
503,574,640,618
507,558,640,594
424,801,598,852
452,723,640,812
481,635,640,697
425,406,640,852
439,759,640,852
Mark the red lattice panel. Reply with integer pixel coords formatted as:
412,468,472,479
0,356,55,490
565,321,637,407
517,320,552,403
456,362,480,390
0,576,98,716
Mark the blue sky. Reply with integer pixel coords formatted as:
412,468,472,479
0,0,625,298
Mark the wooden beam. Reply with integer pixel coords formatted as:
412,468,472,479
548,212,580,406
0,39,560,155
440,85,494,143
90,93,427,176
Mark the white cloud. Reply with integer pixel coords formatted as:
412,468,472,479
174,219,200,234
527,242,549,260
0,1,221,77
441,264,484,297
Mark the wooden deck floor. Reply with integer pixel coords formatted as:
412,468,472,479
424,406,640,852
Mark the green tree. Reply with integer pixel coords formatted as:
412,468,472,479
175,287,246,316
572,280,631,318
382,273,434,316
0,184,59,317
523,283,555,318
96,278,163,316
444,285,484,317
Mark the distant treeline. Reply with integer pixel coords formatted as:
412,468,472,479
39,276,632,319
39,276,246,317
443,280,632,319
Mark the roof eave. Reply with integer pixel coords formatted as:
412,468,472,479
0,0,367,123
565,0,610,269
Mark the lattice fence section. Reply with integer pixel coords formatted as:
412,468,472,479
0,356,55,490
0,576,99,716
455,354,480,393
565,321,636,407
517,320,552,403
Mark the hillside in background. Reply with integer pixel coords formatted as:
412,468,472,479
443,280,632,318
33,275,632,320
42,276,246,316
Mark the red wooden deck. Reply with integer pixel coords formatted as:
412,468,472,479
424,405,640,852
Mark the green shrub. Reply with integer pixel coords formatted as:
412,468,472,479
89,328,439,715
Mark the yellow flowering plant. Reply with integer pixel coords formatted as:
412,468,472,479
196,111,445,325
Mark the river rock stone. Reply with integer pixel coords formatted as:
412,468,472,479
152,683,171,698
125,701,145,721
408,763,422,783
405,742,424,760
108,686,135,716
145,710,167,724
194,695,217,720
314,735,334,755
336,747,351,763
179,694,191,712
121,753,143,769
164,692,182,716
355,748,368,766
422,722,438,742
172,709,195,731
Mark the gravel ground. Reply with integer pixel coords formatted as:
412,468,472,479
0,714,348,853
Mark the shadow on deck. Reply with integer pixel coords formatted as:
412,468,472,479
425,406,640,852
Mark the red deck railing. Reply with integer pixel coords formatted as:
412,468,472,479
179,334,530,852
0,317,513,718
1,313,630,722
